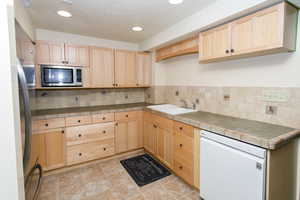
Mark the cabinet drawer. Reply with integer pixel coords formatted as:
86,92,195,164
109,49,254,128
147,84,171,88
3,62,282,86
92,113,115,123
156,115,173,131
66,122,115,146
32,118,65,131
143,111,154,123
174,159,194,185
115,111,141,121
67,139,115,165
65,115,92,127
174,121,194,138
174,131,194,165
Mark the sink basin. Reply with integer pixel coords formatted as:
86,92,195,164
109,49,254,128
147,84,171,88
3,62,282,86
147,104,196,115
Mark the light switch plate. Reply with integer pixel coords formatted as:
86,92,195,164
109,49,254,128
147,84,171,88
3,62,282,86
262,90,289,102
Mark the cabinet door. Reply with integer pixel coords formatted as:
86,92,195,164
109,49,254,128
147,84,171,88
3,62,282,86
115,122,128,153
21,40,35,65
29,134,46,169
157,128,173,169
49,43,65,65
44,130,65,170
231,16,254,55
90,47,115,87
252,3,283,50
36,41,51,64
144,122,158,155
127,120,142,150
136,52,152,87
115,50,137,87
65,44,89,67
199,24,231,62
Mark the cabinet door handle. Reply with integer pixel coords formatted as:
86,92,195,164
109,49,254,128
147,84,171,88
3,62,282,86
102,130,106,134
179,166,183,170
102,117,106,120
45,123,49,127
103,148,106,151
78,120,81,123
78,134,82,137
79,153,82,156
179,127,183,130
179,144,183,148
126,114,129,118
61,130,65,134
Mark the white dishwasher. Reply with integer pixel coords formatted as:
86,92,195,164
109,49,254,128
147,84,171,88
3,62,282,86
200,130,267,200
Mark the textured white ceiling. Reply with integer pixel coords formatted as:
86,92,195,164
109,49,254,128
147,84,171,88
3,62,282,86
28,0,213,43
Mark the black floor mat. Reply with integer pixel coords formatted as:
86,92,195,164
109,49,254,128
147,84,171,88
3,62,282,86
120,154,171,187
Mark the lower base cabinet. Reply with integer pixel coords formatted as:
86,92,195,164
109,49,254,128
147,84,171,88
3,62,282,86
115,111,143,153
30,129,65,171
143,120,158,155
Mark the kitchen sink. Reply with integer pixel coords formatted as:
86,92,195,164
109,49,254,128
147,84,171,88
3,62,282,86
147,104,196,115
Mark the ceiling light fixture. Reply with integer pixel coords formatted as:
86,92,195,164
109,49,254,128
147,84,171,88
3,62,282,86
57,10,72,18
132,26,143,32
169,0,183,5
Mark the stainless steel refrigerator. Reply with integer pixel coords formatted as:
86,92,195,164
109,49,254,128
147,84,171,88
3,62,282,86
15,21,43,200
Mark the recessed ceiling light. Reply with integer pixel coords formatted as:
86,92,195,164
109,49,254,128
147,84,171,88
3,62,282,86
169,0,183,5
57,10,72,18
132,26,143,32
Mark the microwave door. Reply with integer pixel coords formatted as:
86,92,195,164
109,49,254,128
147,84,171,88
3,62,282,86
42,67,74,86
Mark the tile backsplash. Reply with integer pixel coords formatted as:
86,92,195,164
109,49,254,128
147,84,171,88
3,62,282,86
30,88,146,110
145,86,300,129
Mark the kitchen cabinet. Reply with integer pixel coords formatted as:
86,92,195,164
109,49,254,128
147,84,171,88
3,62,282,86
199,2,298,63
115,111,143,153
16,39,35,65
157,127,173,169
136,52,152,87
115,49,137,87
65,44,89,67
36,40,89,67
30,128,66,171
44,129,65,170
143,121,158,155
89,47,115,88
156,36,198,62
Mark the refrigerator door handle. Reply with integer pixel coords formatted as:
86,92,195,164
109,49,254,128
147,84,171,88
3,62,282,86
17,59,32,170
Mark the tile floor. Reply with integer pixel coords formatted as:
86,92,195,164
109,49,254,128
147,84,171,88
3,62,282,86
38,153,199,200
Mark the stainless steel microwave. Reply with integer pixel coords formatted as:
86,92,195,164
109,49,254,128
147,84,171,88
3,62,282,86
41,65,83,87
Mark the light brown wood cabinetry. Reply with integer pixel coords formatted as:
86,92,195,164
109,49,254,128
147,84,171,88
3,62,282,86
65,44,90,67
156,37,198,62
16,39,35,65
31,128,66,171
115,50,137,87
89,47,115,88
36,41,89,67
199,2,298,63
143,120,158,155
44,129,66,170
157,127,174,169
136,52,152,87
115,111,143,153
65,115,92,127
32,118,66,131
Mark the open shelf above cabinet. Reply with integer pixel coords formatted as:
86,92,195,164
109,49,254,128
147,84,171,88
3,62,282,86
156,36,198,62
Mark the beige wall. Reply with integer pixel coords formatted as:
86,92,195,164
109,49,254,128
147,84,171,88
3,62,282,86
14,0,35,40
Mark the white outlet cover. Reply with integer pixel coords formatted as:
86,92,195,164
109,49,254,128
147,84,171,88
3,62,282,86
21,0,32,7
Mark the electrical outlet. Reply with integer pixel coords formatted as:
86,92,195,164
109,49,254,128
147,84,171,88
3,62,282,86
262,90,289,102
266,106,277,115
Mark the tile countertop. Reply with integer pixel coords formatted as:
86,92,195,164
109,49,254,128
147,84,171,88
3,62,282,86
32,103,300,150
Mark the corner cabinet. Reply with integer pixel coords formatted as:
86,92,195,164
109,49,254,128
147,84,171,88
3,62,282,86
136,52,152,87
199,2,298,63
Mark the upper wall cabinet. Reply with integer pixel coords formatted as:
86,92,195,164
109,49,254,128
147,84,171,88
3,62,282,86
16,39,36,65
199,2,298,63
36,41,90,67
89,47,115,88
136,52,152,87
115,50,137,87
156,36,198,62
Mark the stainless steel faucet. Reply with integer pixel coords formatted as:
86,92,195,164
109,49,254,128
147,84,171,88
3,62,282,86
180,99,196,110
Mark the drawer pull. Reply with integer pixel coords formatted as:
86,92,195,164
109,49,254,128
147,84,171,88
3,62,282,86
126,114,129,118
78,120,81,123
45,123,49,127
103,148,106,151
102,130,106,134
78,134,82,138
179,127,183,130
179,166,183,170
102,117,106,120
61,130,65,134
79,153,82,156
153,124,157,128
179,144,183,148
